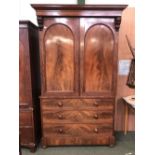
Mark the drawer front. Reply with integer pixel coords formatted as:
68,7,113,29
42,110,113,124
43,124,113,137
20,127,34,145
41,99,114,110
45,136,112,145
19,111,33,126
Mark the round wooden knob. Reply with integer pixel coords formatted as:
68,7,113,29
58,128,63,133
58,114,63,119
94,114,98,119
94,128,98,133
94,102,98,107
58,102,63,107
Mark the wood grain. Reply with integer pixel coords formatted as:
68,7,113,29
41,99,114,111
42,110,113,124
20,127,33,145
44,24,74,92
41,18,80,96
43,124,113,137
32,4,126,146
19,29,32,106
19,21,41,152
84,24,114,93
44,136,114,146
19,111,32,126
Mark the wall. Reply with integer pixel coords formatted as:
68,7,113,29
19,1,135,132
116,7,135,131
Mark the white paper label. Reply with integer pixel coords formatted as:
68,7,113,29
118,60,131,75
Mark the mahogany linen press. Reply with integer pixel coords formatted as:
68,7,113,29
32,4,127,147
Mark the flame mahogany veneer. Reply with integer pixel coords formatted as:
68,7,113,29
32,4,127,147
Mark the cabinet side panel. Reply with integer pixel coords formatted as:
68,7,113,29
28,26,41,145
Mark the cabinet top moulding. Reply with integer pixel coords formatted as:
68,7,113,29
31,4,127,11
31,4,127,30
19,20,38,29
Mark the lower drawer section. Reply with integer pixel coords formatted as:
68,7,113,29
20,127,34,145
45,136,115,145
43,124,113,137
19,110,33,126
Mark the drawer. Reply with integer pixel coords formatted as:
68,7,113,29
20,127,34,145
19,111,33,126
42,110,113,124
45,136,113,145
41,99,114,110
43,124,113,137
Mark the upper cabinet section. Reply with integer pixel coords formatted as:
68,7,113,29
32,4,127,98
31,4,127,31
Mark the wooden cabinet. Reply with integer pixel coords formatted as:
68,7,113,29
32,4,127,147
19,21,41,152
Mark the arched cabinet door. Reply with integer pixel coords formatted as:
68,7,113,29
42,18,79,96
80,18,116,97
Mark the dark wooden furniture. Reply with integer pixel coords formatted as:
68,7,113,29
19,133,21,155
19,21,41,152
32,4,127,147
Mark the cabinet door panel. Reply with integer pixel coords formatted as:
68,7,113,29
80,18,116,96
19,29,32,106
43,18,79,96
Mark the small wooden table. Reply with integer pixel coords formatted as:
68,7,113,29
123,95,135,135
